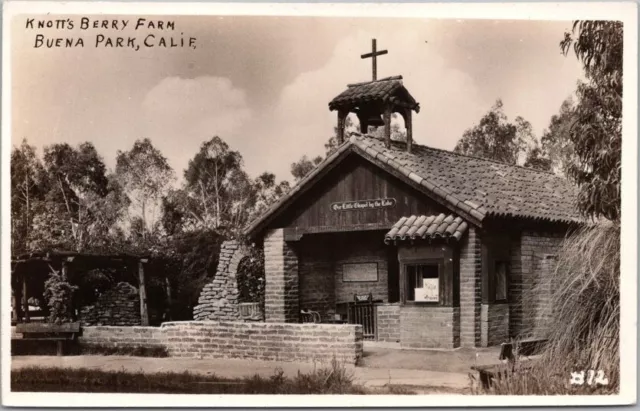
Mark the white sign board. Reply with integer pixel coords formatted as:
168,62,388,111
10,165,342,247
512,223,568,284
414,278,439,302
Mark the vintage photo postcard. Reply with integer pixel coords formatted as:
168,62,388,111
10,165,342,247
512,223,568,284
2,1,637,407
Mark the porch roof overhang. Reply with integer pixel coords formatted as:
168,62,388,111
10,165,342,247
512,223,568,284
384,213,468,245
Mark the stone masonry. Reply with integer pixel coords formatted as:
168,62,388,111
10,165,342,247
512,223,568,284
459,226,481,347
78,282,141,326
193,241,250,321
375,303,400,343
264,229,299,323
480,303,509,347
400,306,460,349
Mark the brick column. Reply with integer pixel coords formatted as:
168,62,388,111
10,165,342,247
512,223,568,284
460,226,481,347
264,229,299,323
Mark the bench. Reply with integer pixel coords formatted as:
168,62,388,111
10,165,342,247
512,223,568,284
15,322,81,356
471,338,547,389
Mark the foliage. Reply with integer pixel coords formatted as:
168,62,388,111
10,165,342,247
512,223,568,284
290,155,323,182
561,21,622,221
539,97,578,175
236,246,265,307
116,138,175,238
11,139,46,255
454,100,535,165
43,271,78,324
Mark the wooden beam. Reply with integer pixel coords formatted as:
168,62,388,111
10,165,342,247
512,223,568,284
138,260,149,326
22,273,29,323
61,260,69,281
383,105,392,149
165,276,172,322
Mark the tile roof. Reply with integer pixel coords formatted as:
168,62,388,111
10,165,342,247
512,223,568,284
384,214,468,244
243,133,581,238
351,133,582,224
328,76,420,112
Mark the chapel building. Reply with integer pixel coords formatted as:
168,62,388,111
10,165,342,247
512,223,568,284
240,72,580,349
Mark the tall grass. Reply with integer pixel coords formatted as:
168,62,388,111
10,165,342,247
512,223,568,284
478,222,620,394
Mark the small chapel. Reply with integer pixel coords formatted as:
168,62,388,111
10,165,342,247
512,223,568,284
196,39,581,349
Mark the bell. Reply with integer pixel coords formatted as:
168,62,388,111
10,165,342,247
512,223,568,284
366,114,385,128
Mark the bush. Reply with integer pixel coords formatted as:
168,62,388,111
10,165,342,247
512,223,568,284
43,272,78,324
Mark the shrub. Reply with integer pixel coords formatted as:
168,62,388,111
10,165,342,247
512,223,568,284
43,271,78,324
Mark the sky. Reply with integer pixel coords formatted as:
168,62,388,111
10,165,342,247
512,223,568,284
11,15,585,182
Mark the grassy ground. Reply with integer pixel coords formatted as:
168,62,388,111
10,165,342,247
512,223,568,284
11,364,416,395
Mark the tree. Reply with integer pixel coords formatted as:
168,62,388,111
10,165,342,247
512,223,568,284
539,97,578,176
30,142,124,252
251,172,290,218
116,138,175,240
561,21,622,221
290,155,323,182
454,100,535,165
11,139,46,255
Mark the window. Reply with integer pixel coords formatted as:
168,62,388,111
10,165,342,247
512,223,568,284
405,263,440,303
494,261,509,302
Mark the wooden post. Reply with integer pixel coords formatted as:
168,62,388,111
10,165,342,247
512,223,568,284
165,276,172,322
22,273,30,323
138,259,149,326
337,110,348,144
383,106,392,149
405,109,413,153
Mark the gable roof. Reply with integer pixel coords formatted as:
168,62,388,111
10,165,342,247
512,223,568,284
328,76,420,112
244,133,581,238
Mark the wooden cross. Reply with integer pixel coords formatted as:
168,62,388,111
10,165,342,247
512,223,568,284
361,38,388,81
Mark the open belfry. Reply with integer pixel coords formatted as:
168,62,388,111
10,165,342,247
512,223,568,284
197,38,581,349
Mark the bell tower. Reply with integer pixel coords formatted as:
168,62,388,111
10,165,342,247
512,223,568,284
328,39,420,152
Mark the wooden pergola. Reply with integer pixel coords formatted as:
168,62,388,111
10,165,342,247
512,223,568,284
11,251,154,326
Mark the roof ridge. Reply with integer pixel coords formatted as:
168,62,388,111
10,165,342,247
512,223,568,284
347,75,403,88
353,132,561,178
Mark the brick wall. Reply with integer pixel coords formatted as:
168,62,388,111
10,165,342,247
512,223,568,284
264,229,299,323
459,226,481,347
298,237,336,314
376,303,400,343
399,306,460,349
79,326,164,349
78,282,141,326
510,231,565,339
193,241,251,321
78,322,363,365
162,322,362,364
480,303,509,346
334,235,389,303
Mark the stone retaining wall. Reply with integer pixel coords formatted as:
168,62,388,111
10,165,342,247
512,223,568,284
78,282,141,326
75,321,363,365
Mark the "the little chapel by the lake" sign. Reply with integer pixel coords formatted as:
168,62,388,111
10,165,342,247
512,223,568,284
330,198,397,212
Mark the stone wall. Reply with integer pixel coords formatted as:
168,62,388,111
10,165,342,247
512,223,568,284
480,303,509,346
510,231,565,340
78,322,364,365
78,282,141,326
193,241,252,322
375,303,400,343
459,226,481,347
399,306,460,349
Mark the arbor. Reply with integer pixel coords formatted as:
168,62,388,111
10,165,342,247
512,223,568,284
454,100,535,165
561,21,622,221
115,138,175,239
